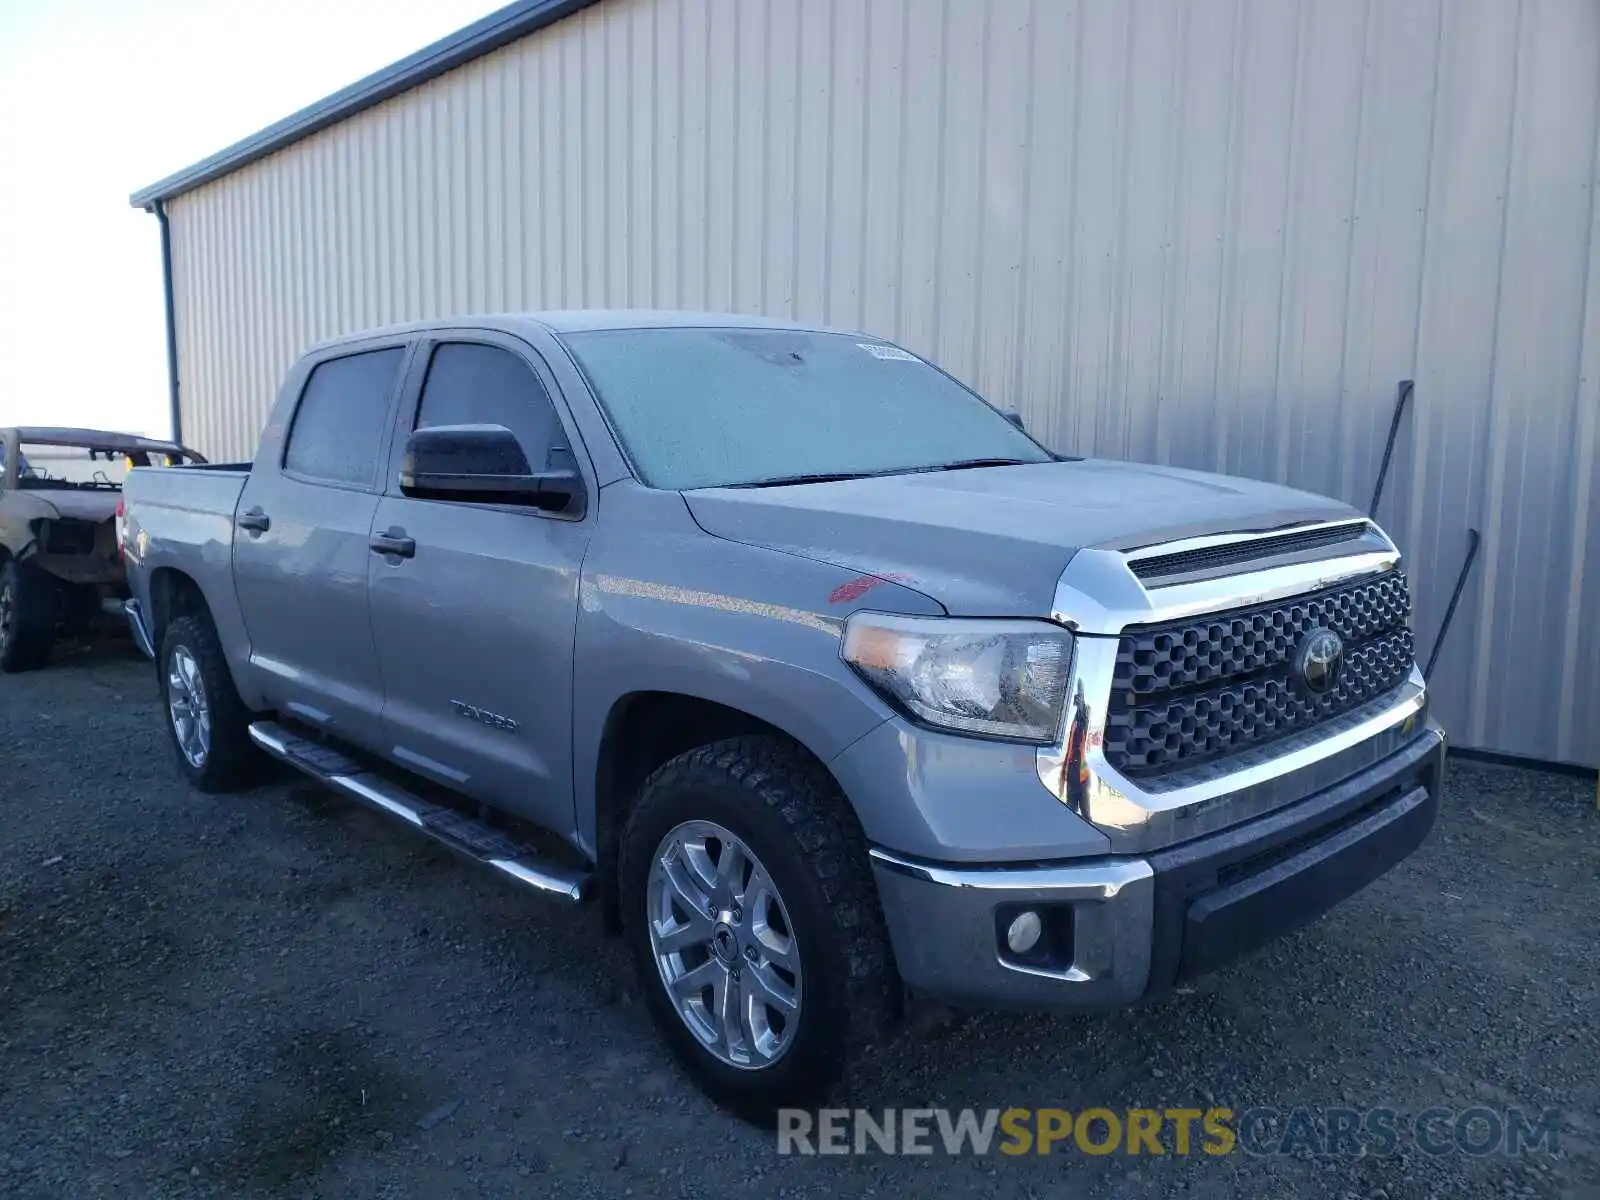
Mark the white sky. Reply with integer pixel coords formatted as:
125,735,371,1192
0,0,507,440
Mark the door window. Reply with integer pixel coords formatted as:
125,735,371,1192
283,347,405,487
414,343,567,474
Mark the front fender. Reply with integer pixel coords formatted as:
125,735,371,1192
571,485,943,856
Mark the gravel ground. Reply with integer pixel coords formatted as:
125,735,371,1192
1,645,1596,1199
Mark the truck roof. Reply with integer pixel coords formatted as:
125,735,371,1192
8,427,188,454
530,310,842,334
308,309,849,352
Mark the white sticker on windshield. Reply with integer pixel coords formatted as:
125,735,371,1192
856,342,920,362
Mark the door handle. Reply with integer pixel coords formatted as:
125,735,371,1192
237,508,271,534
369,529,416,559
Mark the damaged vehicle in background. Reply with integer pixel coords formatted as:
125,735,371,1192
0,427,203,672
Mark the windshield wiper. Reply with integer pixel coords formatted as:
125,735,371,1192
728,456,1055,488
729,471,881,488
730,458,1044,488
913,457,1039,473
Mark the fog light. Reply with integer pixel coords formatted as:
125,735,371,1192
1006,910,1043,954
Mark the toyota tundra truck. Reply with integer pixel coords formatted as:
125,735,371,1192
120,312,1445,1115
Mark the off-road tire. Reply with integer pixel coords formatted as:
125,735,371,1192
158,612,262,793
0,558,54,673
619,735,897,1120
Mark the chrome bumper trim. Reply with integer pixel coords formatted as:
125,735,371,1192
869,848,1155,1001
869,847,1153,896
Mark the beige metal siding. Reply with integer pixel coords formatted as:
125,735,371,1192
164,0,1600,765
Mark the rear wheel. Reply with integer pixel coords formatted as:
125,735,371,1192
619,736,896,1120
158,612,262,792
0,559,53,673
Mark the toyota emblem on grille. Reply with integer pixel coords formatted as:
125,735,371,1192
1295,628,1344,695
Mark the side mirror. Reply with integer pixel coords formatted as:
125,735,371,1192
1002,410,1027,432
401,424,582,514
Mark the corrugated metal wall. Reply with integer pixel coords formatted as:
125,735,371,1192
164,0,1600,766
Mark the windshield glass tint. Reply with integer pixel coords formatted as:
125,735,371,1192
561,328,1050,489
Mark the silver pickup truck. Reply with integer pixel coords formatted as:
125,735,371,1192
122,311,1445,1115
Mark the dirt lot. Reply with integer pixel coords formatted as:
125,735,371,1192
0,646,1596,1199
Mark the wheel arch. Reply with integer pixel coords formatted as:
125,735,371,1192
154,588,267,793
590,691,853,933
146,566,212,648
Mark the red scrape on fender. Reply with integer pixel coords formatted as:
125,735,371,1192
828,572,910,605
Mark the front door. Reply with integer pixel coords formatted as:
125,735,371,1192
366,335,595,836
233,344,408,749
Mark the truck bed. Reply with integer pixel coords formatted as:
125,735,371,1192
124,462,249,516
121,463,250,662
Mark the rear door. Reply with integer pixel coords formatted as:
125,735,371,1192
366,333,596,835
233,342,409,749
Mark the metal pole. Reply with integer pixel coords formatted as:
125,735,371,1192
152,200,183,445
1369,379,1414,518
1424,528,1481,680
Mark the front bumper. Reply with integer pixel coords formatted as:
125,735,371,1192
871,723,1445,1008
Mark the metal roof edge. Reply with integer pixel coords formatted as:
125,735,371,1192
128,0,601,210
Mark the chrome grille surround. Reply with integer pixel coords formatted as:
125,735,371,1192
1036,518,1430,855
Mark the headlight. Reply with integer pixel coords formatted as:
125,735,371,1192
841,613,1074,743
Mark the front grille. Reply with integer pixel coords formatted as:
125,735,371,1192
1104,572,1413,779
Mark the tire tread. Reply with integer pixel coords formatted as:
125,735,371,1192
160,611,261,793
620,734,898,1116
683,736,896,1044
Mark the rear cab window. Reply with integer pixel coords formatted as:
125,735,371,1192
283,348,406,488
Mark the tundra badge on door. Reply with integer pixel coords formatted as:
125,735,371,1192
449,700,519,732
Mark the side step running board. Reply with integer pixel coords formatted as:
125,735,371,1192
248,720,591,904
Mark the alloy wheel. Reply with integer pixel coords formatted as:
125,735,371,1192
645,819,802,1069
167,644,211,768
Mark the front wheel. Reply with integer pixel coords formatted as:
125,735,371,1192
619,736,896,1119
158,612,262,792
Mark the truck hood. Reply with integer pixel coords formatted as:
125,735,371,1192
685,459,1358,616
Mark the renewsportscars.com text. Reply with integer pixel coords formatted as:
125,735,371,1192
777,1107,1561,1158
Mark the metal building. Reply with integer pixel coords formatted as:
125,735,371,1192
130,0,1599,768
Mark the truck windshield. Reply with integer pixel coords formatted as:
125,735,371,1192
561,327,1052,490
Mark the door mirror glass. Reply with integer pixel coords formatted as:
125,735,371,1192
401,424,582,513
